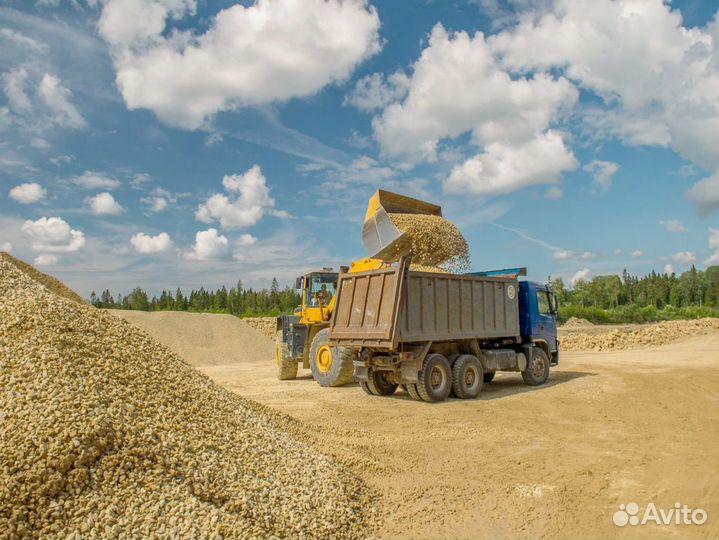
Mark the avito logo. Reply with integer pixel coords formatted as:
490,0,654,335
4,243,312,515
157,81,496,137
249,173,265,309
613,502,708,527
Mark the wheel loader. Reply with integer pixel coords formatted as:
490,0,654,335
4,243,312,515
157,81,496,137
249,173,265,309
275,189,442,386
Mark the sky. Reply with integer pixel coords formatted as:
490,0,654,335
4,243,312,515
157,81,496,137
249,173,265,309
0,0,717,298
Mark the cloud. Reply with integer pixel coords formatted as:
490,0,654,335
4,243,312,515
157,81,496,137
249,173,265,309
0,27,48,51
659,219,687,233
344,72,410,112
1,67,31,112
583,159,619,191
570,267,591,286
9,182,46,203
86,192,125,215
445,131,577,195
130,231,173,254
372,23,578,162
21,216,85,252
34,253,58,266
686,172,719,216
236,233,257,247
1,241,12,251
672,251,696,264
98,0,381,129
664,264,674,274
706,228,719,265
141,187,175,212
196,165,279,229
186,228,229,261
71,171,121,190
37,74,86,128
630,250,643,257
544,186,563,200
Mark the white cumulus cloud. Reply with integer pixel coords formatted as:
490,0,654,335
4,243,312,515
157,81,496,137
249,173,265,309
664,264,674,274
672,251,696,264
38,74,86,129
196,165,279,229
86,192,125,215
583,160,619,191
445,131,577,195
659,219,687,233
71,171,121,190
686,172,719,217
9,182,46,203
21,216,85,253
1,241,12,252
34,253,58,266
630,250,644,257
571,268,591,286
186,228,230,261
130,231,173,254
98,0,381,129
345,72,410,112
706,228,719,265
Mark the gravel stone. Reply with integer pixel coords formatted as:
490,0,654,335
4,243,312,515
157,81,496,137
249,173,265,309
0,254,367,539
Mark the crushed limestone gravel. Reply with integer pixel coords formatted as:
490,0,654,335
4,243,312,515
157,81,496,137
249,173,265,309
242,317,277,342
0,256,367,539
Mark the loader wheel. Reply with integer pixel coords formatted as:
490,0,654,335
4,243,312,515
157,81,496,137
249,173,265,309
416,353,452,402
359,381,372,396
275,330,298,380
367,370,398,396
451,354,483,399
309,328,354,387
483,371,496,383
521,347,550,386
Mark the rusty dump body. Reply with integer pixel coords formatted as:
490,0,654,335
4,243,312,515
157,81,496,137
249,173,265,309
330,259,520,349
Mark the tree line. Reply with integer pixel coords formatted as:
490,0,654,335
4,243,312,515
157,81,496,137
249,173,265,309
90,278,301,318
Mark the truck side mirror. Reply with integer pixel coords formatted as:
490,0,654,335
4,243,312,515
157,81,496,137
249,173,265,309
295,277,302,290
549,292,558,314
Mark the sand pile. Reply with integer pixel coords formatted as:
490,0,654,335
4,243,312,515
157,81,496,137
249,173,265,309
0,257,367,539
561,317,594,328
559,318,719,351
388,214,470,273
1,251,84,304
243,317,276,341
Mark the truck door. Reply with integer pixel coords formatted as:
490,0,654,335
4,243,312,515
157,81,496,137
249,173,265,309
534,287,558,353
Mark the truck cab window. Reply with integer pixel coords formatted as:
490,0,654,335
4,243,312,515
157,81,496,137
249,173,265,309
536,290,552,316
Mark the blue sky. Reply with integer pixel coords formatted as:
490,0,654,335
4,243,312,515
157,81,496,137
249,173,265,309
0,0,717,298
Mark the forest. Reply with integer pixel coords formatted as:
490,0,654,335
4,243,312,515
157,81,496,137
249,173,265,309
91,265,719,324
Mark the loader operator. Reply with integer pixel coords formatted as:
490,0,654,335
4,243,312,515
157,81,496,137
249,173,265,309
318,283,332,306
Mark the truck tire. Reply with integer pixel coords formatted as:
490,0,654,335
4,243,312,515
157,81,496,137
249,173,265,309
483,371,496,383
309,328,355,387
359,381,372,395
367,370,398,396
416,353,452,402
406,383,422,401
451,354,483,399
275,330,298,380
521,347,550,386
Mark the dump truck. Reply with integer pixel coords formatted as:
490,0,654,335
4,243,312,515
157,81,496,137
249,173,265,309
275,190,442,387
328,257,559,402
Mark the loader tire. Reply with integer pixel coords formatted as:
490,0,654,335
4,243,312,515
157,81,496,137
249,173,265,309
367,370,398,396
309,328,355,387
406,383,423,401
451,354,483,399
483,371,496,383
275,330,298,380
416,353,452,402
521,347,550,386
359,381,373,396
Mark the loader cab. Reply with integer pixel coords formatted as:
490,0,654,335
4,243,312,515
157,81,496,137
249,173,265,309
519,281,559,365
294,270,338,323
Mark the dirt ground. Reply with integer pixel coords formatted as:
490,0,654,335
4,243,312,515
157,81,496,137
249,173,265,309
112,310,719,539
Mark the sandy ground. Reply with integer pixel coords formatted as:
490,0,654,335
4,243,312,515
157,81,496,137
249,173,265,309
112,310,719,539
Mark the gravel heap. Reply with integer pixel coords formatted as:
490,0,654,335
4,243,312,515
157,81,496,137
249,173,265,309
561,317,594,328
242,317,276,342
388,214,471,273
559,318,719,351
1,251,85,304
0,257,367,539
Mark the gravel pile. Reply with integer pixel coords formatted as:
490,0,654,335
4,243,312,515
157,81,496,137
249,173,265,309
559,318,719,351
561,317,594,328
242,317,277,342
0,257,367,539
388,214,471,273
1,251,85,304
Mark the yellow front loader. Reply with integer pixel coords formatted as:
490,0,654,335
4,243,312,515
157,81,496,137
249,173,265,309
275,190,442,387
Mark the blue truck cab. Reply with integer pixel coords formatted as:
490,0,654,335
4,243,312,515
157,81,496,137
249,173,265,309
519,281,559,365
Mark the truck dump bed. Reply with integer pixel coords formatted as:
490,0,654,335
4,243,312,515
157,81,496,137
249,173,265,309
329,259,520,349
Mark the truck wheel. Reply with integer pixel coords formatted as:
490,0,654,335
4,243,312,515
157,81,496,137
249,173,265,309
309,328,355,387
451,354,483,399
359,381,372,395
483,371,496,383
275,330,298,380
521,347,550,386
416,353,452,402
367,370,398,396
406,383,422,401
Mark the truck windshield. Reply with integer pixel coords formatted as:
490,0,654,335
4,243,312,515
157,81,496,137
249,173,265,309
536,290,552,316
307,274,336,307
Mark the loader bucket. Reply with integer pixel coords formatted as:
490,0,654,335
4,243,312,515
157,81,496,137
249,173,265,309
362,190,442,261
